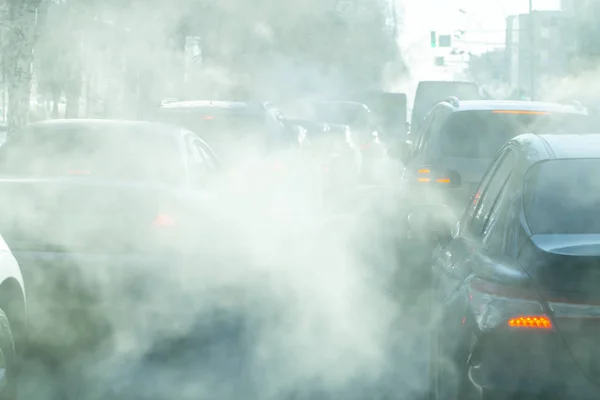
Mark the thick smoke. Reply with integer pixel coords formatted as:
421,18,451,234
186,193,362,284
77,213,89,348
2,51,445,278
13,1,437,400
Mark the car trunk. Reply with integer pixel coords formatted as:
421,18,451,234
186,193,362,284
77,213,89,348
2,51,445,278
524,234,600,387
0,178,191,254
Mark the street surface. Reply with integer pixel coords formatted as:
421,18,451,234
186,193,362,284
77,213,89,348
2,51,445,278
14,158,435,400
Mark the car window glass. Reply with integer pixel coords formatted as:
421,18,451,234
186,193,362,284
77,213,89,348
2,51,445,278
186,138,210,185
461,148,507,227
468,150,516,237
423,108,450,154
482,176,512,243
195,141,217,170
415,110,436,154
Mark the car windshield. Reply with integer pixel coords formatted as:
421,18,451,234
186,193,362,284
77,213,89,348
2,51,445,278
440,111,591,158
156,108,267,143
524,159,600,234
0,125,185,184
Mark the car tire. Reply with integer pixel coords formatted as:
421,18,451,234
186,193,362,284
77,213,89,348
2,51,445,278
0,309,16,400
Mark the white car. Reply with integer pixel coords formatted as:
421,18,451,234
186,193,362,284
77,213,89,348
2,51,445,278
0,234,26,400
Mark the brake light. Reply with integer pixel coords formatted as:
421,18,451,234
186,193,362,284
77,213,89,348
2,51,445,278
203,116,214,120
153,214,175,227
415,167,454,185
473,189,481,205
468,277,553,331
508,316,552,330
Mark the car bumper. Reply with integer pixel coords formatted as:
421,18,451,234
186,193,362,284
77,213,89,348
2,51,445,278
468,332,600,398
13,251,197,349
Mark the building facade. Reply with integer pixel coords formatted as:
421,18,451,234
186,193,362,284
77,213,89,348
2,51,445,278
504,10,569,97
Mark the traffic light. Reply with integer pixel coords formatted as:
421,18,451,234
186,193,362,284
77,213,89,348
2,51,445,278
430,31,436,47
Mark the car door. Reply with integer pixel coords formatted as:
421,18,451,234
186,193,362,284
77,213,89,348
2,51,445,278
431,146,518,306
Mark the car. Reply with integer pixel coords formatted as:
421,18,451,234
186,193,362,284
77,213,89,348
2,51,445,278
347,90,409,143
154,100,293,163
424,133,600,400
392,99,592,213
0,236,26,400
0,119,220,352
306,100,385,182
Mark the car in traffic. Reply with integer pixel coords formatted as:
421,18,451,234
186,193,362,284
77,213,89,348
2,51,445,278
304,100,385,182
0,235,26,400
0,119,220,352
347,90,409,143
281,117,361,200
393,99,591,213
154,99,293,164
426,133,600,400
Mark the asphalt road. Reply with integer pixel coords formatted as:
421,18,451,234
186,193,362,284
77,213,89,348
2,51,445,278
16,160,434,400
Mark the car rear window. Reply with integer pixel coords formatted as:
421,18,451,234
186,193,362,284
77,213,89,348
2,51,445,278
156,108,267,143
524,159,600,234
0,125,185,184
440,111,591,158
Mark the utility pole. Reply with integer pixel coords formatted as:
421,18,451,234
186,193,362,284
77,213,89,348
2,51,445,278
529,0,535,100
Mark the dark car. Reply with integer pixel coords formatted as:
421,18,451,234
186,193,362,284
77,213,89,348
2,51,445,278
307,100,385,182
394,99,591,213
426,133,600,400
0,119,221,351
348,91,409,142
154,100,292,163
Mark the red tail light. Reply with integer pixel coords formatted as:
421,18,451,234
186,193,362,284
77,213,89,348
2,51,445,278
153,213,175,227
468,277,554,331
203,115,214,120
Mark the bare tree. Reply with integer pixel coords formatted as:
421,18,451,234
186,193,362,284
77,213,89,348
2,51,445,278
4,0,42,135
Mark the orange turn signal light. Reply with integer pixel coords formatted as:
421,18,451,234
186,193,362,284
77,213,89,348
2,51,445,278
436,178,451,183
508,316,552,329
417,168,430,174
417,177,430,182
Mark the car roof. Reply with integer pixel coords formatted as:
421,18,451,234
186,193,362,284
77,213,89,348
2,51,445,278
26,119,186,137
538,134,600,159
160,100,256,110
455,100,586,115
